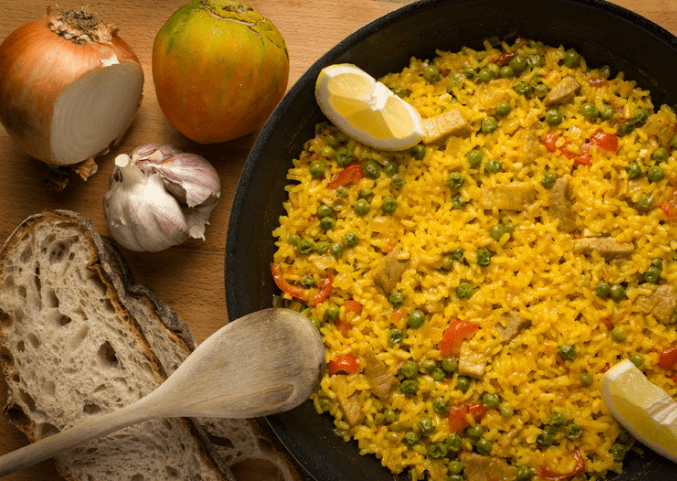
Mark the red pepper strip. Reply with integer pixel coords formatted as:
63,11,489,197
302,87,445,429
537,449,586,481
589,77,609,87
328,354,360,375
270,263,333,306
573,143,592,166
335,300,361,334
599,362,610,374
440,319,479,357
544,133,594,166
327,164,364,189
599,317,613,330
448,403,487,433
496,51,516,65
590,130,619,152
661,201,676,219
658,346,677,369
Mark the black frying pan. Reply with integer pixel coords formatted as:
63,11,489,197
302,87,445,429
225,0,677,479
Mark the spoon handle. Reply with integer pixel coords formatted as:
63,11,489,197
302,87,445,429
0,397,155,477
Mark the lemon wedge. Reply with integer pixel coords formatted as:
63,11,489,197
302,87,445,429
315,64,424,151
601,359,677,463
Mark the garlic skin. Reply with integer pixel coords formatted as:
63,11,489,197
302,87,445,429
103,145,221,252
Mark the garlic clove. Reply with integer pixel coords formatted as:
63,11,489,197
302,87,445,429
130,144,178,163
185,202,219,241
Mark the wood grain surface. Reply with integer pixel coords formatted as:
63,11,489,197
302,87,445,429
0,0,676,480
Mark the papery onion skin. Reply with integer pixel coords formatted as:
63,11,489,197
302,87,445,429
0,8,143,174
152,0,289,144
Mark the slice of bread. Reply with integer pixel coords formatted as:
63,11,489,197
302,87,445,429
0,210,306,481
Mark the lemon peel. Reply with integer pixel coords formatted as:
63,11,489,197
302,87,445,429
601,359,677,463
315,64,424,151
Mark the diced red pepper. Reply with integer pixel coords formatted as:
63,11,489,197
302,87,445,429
599,363,610,374
327,354,360,375
496,51,517,66
589,77,608,87
599,317,613,330
270,263,333,306
391,307,409,323
544,132,560,152
335,300,361,334
537,449,586,480
448,403,487,433
590,130,619,152
661,201,676,219
327,164,364,189
658,346,677,369
343,300,362,316
440,319,479,357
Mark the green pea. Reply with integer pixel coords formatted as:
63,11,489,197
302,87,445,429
558,343,576,361
448,459,464,475
466,425,484,440
335,186,347,197
610,284,626,302
448,474,464,481
441,254,454,270
476,248,492,267
321,146,336,158
542,171,557,188
402,430,419,447
644,265,661,284
599,65,611,79
423,64,440,82
320,217,336,230
442,358,458,373
344,232,358,247
316,204,334,219
611,326,628,343
300,275,315,288
633,108,650,124
381,196,398,214
626,163,642,180
451,247,465,262
318,397,332,412
388,328,404,344
563,48,580,68
509,54,528,72
496,100,512,116
358,188,373,200
610,443,627,461
482,393,500,409
392,87,409,99
451,193,467,209
456,375,471,392
330,242,344,257
549,412,567,429
565,423,583,440
619,121,635,135
354,198,370,216
515,466,533,481
309,160,325,177
287,234,300,246
546,109,563,125
514,81,533,96
382,160,398,177
466,149,484,167
315,241,331,254
401,361,419,378
534,83,549,98
503,221,515,233
456,282,474,299
445,433,463,452
431,368,446,382
580,372,593,387
408,310,425,328
391,174,405,190
527,54,544,69
672,135,677,150
600,104,616,121
410,144,427,160
476,438,493,455
579,102,599,121
433,397,450,414
364,160,383,179
427,442,448,459
448,172,465,190
595,280,610,298
325,135,339,148
536,432,554,447
499,65,514,79
297,238,315,255
463,67,477,80
400,379,418,395
499,404,514,418
636,193,653,212
422,359,437,373
648,165,665,182
335,147,354,167
418,417,435,436
478,67,495,82
481,116,498,134
653,147,669,163
631,353,645,367
489,224,506,241
323,305,339,322
485,159,502,173
653,258,664,269
389,291,404,306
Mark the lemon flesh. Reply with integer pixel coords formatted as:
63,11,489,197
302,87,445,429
316,64,424,150
601,359,677,463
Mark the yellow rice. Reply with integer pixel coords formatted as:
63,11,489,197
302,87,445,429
271,38,677,481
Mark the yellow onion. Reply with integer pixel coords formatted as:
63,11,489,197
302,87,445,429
0,7,144,182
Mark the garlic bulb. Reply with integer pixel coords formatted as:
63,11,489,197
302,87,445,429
103,144,221,252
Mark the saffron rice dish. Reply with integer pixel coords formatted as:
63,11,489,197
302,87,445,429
270,38,677,481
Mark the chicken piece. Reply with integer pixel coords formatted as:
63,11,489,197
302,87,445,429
370,249,409,295
573,237,634,260
422,108,472,143
637,285,677,324
479,182,536,211
496,310,531,341
362,349,398,399
543,76,581,106
550,175,576,232
331,375,365,427
459,453,517,481
458,342,486,379
520,121,542,163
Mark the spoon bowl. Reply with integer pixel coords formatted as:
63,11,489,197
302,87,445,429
0,308,325,477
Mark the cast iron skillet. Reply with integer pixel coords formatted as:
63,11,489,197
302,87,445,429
225,0,677,479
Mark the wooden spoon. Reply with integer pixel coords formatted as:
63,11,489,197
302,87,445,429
0,308,326,477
